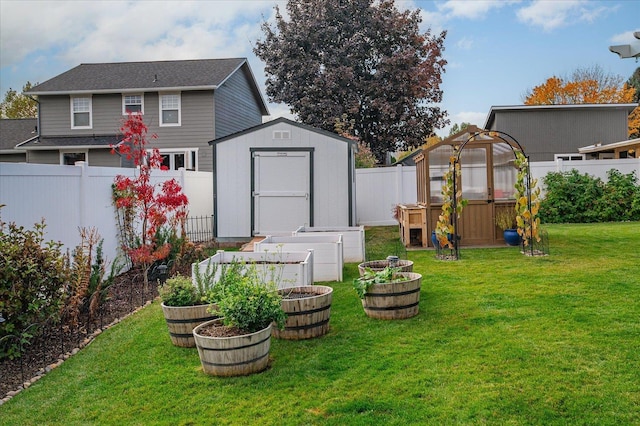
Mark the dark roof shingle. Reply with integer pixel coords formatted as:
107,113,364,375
0,118,38,150
27,58,248,94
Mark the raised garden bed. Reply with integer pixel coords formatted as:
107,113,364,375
254,235,343,282
292,225,365,263
191,250,313,289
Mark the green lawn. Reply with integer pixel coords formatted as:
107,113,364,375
1,223,639,425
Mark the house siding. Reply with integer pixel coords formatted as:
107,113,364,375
490,108,630,162
28,150,60,164
146,91,215,172
214,68,263,140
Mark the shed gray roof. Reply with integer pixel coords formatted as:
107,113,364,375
18,135,122,150
484,103,638,129
27,58,256,94
209,117,357,146
0,118,38,151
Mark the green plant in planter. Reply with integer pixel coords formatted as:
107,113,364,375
159,275,200,307
353,267,408,299
514,151,542,247
435,148,467,249
213,264,286,333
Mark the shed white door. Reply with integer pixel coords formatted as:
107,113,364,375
252,150,312,236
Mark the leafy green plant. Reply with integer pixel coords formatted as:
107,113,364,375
353,266,408,299
597,169,640,222
159,275,199,307
0,218,69,360
540,169,603,223
213,264,286,333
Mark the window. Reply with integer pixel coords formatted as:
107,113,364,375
153,148,198,170
71,96,92,128
60,151,87,165
554,154,584,161
123,94,144,115
160,93,181,126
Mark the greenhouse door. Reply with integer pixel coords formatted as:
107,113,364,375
458,144,495,245
251,149,313,236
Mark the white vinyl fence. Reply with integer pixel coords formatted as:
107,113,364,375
0,162,213,268
355,159,640,226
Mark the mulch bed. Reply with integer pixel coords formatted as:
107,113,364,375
0,265,182,402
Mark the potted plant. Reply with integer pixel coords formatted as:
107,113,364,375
353,266,422,320
275,285,333,340
495,208,521,246
159,274,219,348
192,264,286,376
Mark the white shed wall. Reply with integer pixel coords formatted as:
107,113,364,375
215,121,352,238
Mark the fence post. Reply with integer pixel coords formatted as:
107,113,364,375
395,164,403,206
75,161,88,229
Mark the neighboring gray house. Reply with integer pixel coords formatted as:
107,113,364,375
23,58,268,171
484,103,637,161
0,118,36,162
210,117,357,240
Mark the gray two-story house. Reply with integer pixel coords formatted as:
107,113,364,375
22,58,269,171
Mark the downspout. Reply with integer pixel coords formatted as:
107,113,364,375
26,95,40,162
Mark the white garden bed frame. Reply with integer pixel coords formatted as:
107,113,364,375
292,225,365,263
254,234,343,282
191,250,313,289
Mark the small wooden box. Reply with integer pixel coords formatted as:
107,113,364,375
399,204,427,248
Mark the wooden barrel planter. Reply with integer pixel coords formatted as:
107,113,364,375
161,303,218,348
275,285,333,340
361,272,422,320
358,259,413,276
192,319,272,377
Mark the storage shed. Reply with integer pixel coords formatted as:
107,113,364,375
209,117,357,240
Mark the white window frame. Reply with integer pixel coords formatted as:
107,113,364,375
159,93,181,127
151,148,198,171
59,150,89,165
554,153,585,161
122,94,144,115
70,96,92,129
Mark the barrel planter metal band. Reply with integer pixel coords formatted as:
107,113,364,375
193,319,272,377
361,272,422,320
274,285,333,340
161,303,218,348
358,259,413,276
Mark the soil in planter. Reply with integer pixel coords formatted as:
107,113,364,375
281,292,318,299
195,323,250,338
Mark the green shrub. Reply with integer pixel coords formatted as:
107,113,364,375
540,169,640,223
0,219,69,360
540,170,603,223
214,265,286,333
596,169,640,222
159,275,198,307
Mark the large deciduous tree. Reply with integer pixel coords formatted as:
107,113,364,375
522,65,638,138
254,0,448,163
0,82,38,118
627,67,640,138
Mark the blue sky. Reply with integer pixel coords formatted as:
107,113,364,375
1,0,638,137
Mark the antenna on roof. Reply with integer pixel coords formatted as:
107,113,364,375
153,74,158,82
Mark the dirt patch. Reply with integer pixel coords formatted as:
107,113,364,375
0,264,185,401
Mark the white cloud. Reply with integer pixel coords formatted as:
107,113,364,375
516,0,616,32
0,0,282,68
610,29,640,44
456,36,474,50
437,0,520,20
